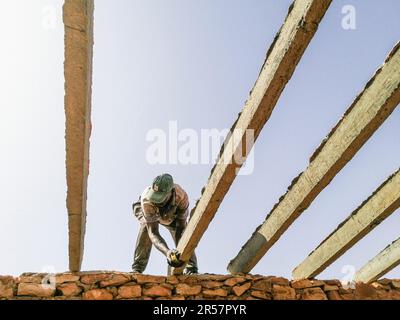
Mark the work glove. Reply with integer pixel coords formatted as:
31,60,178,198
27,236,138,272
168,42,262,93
167,249,185,268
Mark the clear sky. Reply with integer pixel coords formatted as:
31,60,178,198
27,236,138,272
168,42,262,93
1,0,399,281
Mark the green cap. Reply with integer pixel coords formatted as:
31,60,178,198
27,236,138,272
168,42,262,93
147,173,174,204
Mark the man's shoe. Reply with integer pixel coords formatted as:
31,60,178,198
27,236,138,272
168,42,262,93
131,268,143,274
183,267,198,275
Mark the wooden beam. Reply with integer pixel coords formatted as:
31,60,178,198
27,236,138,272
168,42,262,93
228,42,400,274
354,237,400,283
292,170,400,280
171,0,332,275
63,0,94,272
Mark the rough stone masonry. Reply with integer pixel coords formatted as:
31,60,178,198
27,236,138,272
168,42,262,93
1,272,400,300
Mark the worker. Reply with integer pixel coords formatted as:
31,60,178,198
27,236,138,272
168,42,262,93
131,173,198,274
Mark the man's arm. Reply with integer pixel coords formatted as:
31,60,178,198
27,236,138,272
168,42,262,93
146,222,183,267
174,185,189,243
146,222,169,256
174,215,188,243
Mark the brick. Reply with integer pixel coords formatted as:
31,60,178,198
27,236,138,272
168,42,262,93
341,293,355,300
55,274,80,284
224,277,246,287
193,274,231,281
389,291,400,300
58,283,82,297
339,287,354,294
0,276,14,286
371,282,390,290
135,274,166,284
267,276,290,286
0,276,14,298
272,285,295,300
176,284,202,296
291,279,324,289
232,282,251,297
19,275,43,284
251,291,271,300
201,281,223,289
323,284,339,292
80,273,110,285
203,289,228,298
161,283,174,290
83,289,113,300
99,274,130,287
355,283,378,300
118,285,142,299
181,277,200,285
302,287,327,300
144,285,172,297
392,280,400,289
18,283,55,298
324,279,342,286
327,291,342,300
0,284,13,299
251,279,272,292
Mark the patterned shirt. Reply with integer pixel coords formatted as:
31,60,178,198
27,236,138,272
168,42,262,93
133,184,189,226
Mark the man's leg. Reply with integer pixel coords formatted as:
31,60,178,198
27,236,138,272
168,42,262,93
186,252,198,274
166,222,198,274
132,223,152,273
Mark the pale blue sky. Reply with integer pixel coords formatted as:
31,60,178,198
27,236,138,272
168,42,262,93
0,0,399,280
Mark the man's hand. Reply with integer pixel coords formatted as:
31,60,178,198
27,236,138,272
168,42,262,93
167,249,185,268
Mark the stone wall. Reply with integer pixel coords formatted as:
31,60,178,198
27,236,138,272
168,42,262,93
1,272,400,300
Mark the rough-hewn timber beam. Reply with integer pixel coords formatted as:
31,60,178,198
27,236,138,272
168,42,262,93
354,237,400,283
292,170,400,280
171,0,332,275
63,0,94,272
228,42,400,274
